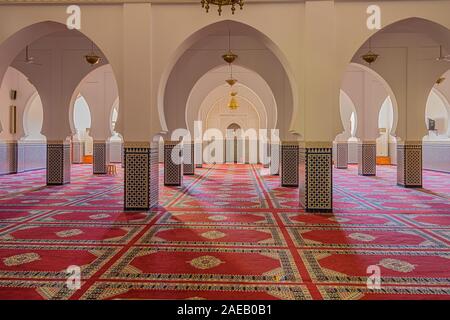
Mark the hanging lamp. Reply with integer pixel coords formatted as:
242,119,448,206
85,41,101,66
201,0,244,16
361,38,379,65
228,92,239,110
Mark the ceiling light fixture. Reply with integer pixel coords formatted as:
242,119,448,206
223,29,238,87
361,38,379,65
85,41,101,66
228,92,239,110
201,0,244,16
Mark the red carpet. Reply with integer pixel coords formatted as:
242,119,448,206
0,164,449,300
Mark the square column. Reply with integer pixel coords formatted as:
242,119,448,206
280,142,299,187
72,141,84,164
183,141,195,175
124,142,159,210
195,141,202,168
47,141,71,185
93,141,110,174
299,144,333,212
334,142,348,169
164,141,183,186
261,141,270,168
358,141,376,176
269,142,280,175
397,142,422,188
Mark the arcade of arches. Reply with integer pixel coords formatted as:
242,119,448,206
0,1,449,300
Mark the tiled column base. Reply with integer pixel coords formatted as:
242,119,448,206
164,141,183,186
397,142,422,188
299,145,333,212
335,142,348,169
358,141,376,176
121,145,125,168
124,142,159,210
195,142,203,168
280,143,299,187
72,141,84,164
47,141,71,185
183,142,195,175
269,142,280,175
93,141,109,174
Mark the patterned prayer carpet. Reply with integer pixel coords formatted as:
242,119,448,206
0,164,449,300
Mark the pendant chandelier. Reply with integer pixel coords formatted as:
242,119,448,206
361,38,379,65
201,0,244,16
222,29,239,110
85,41,101,66
223,29,238,87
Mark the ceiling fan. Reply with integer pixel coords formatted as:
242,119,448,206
19,46,42,66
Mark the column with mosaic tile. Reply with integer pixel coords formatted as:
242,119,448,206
183,141,195,175
93,140,110,174
164,140,183,186
299,143,333,212
397,141,422,188
358,141,376,176
334,142,348,169
280,142,299,187
124,142,159,210
195,141,202,168
47,140,71,185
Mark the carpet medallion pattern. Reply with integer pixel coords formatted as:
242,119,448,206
0,164,448,300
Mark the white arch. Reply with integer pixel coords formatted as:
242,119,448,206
157,20,297,136
348,62,399,136
425,88,450,139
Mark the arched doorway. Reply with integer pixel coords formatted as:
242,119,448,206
72,95,93,163
226,123,241,163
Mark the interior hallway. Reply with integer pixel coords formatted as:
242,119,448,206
0,164,449,299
